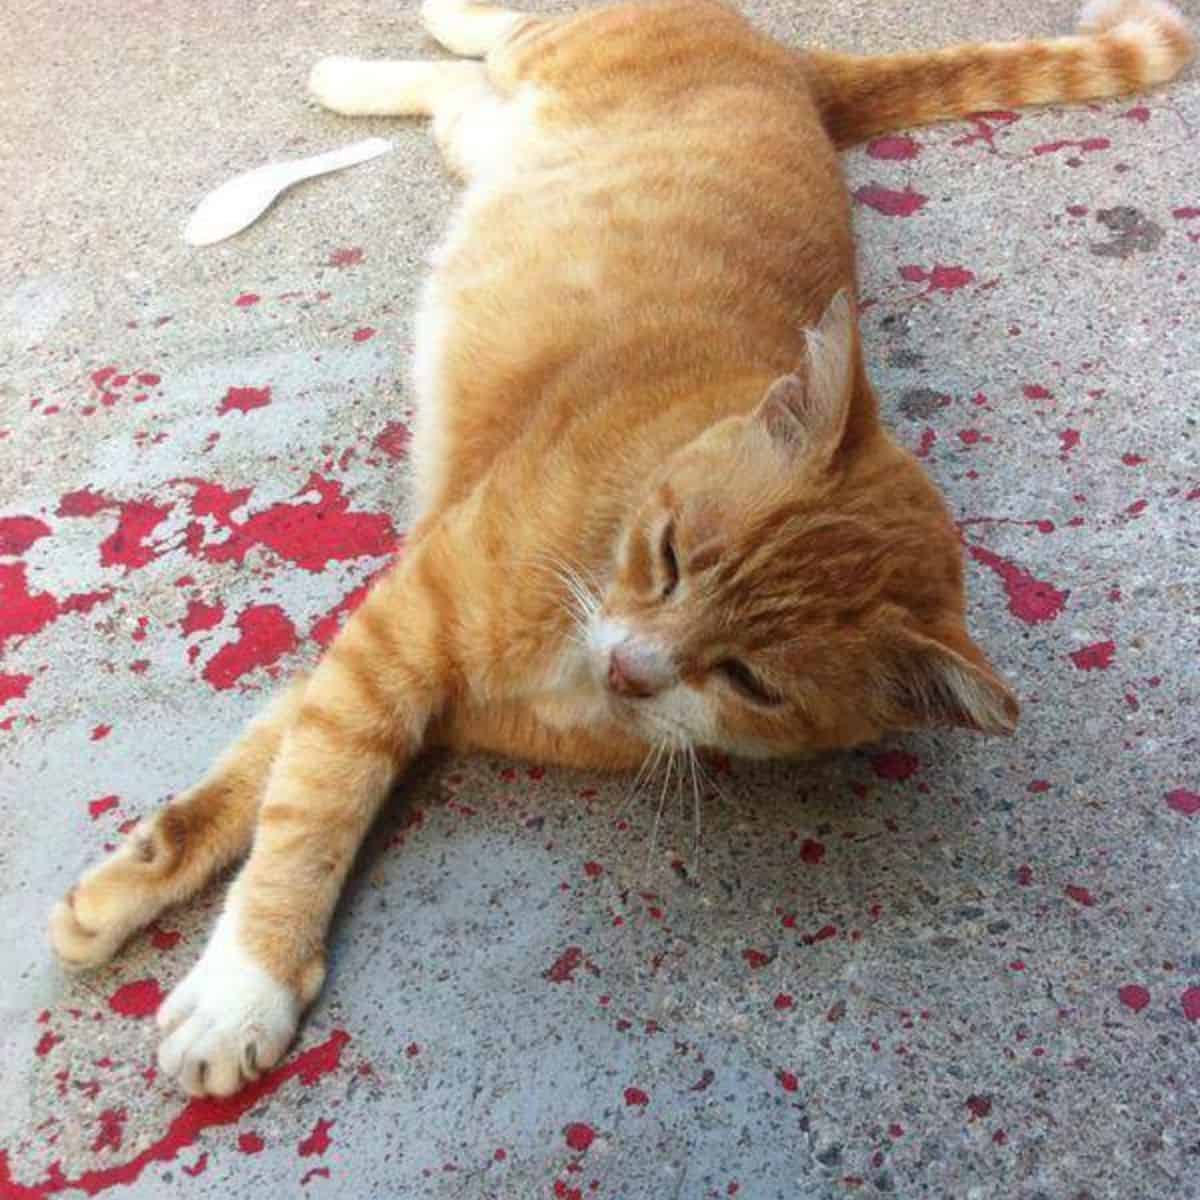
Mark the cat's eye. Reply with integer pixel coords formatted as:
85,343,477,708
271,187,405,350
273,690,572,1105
659,520,679,598
716,658,783,707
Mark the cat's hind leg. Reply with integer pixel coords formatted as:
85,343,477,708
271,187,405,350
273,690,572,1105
48,676,307,969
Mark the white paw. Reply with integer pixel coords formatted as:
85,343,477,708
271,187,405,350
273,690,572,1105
157,906,299,1096
308,56,377,115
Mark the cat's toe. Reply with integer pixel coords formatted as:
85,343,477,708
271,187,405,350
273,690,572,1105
48,889,125,969
308,56,372,115
156,929,299,1096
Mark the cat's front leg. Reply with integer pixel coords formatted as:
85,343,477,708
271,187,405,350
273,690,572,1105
155,531,461,1096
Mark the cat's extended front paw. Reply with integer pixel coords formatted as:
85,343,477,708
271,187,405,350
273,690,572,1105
157,916,302,1097
308,56,376,115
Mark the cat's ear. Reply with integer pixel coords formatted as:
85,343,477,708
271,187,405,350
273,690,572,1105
756,290,856,458
884,622,1019,735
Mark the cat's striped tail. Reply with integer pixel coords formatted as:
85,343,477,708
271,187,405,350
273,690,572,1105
801,0,1194,149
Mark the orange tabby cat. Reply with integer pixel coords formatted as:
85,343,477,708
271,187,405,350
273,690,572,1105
49,0,1193,1096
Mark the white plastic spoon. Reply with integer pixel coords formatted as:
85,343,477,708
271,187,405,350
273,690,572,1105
184,137,393,246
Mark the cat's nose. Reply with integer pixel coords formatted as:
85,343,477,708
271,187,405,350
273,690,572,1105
607,647,660,699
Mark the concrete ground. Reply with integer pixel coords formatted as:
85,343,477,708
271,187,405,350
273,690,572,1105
1,0,1197,1196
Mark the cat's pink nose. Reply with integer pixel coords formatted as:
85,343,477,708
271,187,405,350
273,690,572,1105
607,648,658,699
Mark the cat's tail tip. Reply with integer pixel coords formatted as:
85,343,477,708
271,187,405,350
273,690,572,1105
1077,0,1195,86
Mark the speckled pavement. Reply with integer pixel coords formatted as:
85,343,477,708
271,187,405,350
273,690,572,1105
1,2,1197,1197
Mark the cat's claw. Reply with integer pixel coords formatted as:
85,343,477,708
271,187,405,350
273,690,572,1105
157,912,299,1097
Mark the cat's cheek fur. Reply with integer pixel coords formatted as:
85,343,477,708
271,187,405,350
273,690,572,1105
156,888,307,1097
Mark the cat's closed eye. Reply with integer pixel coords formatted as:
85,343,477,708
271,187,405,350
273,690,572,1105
659,520,679,598
716,658,783,707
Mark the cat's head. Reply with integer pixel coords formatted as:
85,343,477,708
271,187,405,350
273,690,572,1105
586,292,1018,757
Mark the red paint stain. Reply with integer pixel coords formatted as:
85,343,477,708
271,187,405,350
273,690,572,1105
852,183,928,217
90,725,112,742
218,386,272,416
1123,104,1151,123
405,1042,420,1058
1027,780,1051,794
1165,789,1200,816
1032,136,1110,156
91,1109,127,1155
0,563,60,653
1022,384,1053,401
966,1095,992,1120
1181,988,1200,1022
951,109,1020,151
0,1030,349,1196
309,565,391,648
202,604,297,691
182,474,398,573
301,1166,331,1185
544,947,584,983
1064,885,1096,907
1069,641,1115,671
108,979,164,1018
1059,429,1080,458
180,599,225,636
234,293,260,307
0,517,52,556
88,795,119,820
914,428,936,459
1009,960,1026,971
623,1087,649,1107
872,750,919,781
148,924,182,951
799,838,825,864
298,1118,334,1157
1118,984,1150,1013
773,993,794,1011
966,544,1068,624
351,327,376,342
1171,206,1200,220
61,589,114,615
866,134,920,160
182,1153,208,1177
238,1132,265,1154
328,247,364,268
373,422,411,461
1121,453,1146,467
0,672,32,708
777,1070,799,1093
563,1123,595,1153
742,948,771,969
35,1030,63,1058
57,489,172,572
583,861,604,878
898,264,975,294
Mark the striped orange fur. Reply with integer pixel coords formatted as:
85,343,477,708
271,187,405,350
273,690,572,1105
50,0,1193,1096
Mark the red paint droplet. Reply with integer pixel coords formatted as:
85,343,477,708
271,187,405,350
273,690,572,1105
773,993,794,1011
867,134,920,160
966,544,1068,624
148,924,183,951
1023,384,1053,401
1009,960,1026,971
1027,780,1051,794
373,421,411,461
298,1118,335,1157
108,978,165,1018
872,750,919,781
888,1123,904,1138
1181,988,1200,1022
1069,640,1115,671
914,427,937,459
583,861,604,878
328,247,364,268
1118,984,1150,1013
564,1123,595,1152
899,264,975,294
966,1095,992,1120
352,327,376,342
1065,885,1096,907
1121,452,1147,467
0,671,33,709
35,1029,63,1057
1165,789,1200,816
1015,865,1033,886
405,1042,420,1058
544,946,584,984
91,1107,127,1154
799,838,825,864
0,515,52,556
742,948,771,970
1059,429,1080,457
91,724,113,742
201,604,297,690
218,386,272,415
623,1087,649,1107
234,292,260,307
88,794,120,820
180,598,225,636
853,183,928,217
777,1070,799,1093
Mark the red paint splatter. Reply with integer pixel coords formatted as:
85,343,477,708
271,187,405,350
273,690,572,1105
1181,988,1200,1022
0,1030,349,1196
623,1087,649,1107
202,604,297,690
852,184,928,217
914,428,936,459
373,422,411,461
309,565,391,648
298,1118,334,1157
951,109,1020,151
872,750,919,781
1027,780,1051,794
1069,641,1115,671
1165,789,1200,816
1172,206,1200,220
61,589,114,615
351,327,376,342
300,1166,331,1184
0,517,52,556
777,1070,799,1093
1123,104,1151,123
1032,136,1110,156
742,948,771,970
1121,453,1147,467
564,1123,595,1152
544,947,584,984
182,474,398,573
57,489,172,572
0,672,33,708
328,247,364,268
1118,984,1150,1013
966,1095,992,1120
799,838,825,865
90,724,112,742
966,544,1068,624
583,861,604,878
108,979,164,1018
898,264,975,295
867,135,920,160
91,1109,127,1155
0,563,60,653
1059,429,1080,458
1064,885,1096,907
1023,384,1053,401
773,993,794,1011
35,1030,63,1057
88,795,119,820
405,1042,420,1058
238,1132,265,1154
148,924,182,952
234,293,260,307
218,386,272,416
1009,960,1026,971
182,1153,208,1177
180,599,224,636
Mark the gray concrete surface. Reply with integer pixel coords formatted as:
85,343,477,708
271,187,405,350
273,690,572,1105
1,1,1197,1197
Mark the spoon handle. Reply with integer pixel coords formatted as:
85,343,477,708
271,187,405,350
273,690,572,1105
283,137,393,183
